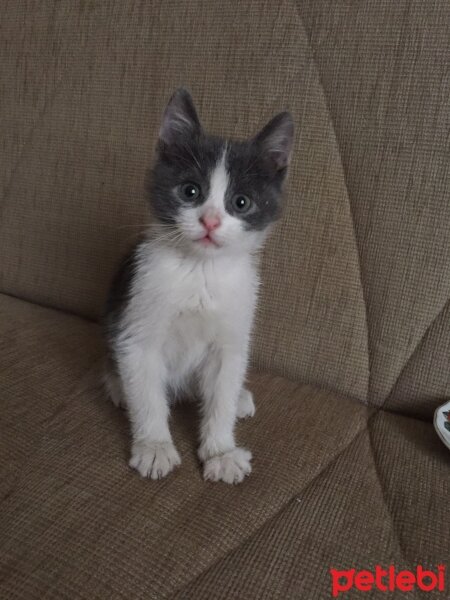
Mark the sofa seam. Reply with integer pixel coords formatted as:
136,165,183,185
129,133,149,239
290,0,371,403
167,419,372,599
384,296,450,408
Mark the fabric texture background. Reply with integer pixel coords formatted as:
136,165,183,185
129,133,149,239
1,294,448,599
1,1,450,598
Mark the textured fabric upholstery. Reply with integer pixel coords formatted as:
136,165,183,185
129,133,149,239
1,1,449,597
2,2,449,411
1,294,448,599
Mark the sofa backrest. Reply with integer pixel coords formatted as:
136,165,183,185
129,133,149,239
2,1,450,417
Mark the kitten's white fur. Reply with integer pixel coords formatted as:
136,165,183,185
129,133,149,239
109,152,262,483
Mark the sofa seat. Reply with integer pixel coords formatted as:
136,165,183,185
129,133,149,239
0,293,448,599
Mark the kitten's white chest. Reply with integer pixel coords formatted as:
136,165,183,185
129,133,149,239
167,260,227,351
158,254,255,386
179,262,218,313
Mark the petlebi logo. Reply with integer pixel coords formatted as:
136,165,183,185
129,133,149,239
330,565,446,597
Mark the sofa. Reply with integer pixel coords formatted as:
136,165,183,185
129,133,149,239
1,1,449,598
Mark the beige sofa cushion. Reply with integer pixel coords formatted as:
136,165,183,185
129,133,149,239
0,293,372,598
2,2,450,413
0,1,370,403
298,0,450,412
176,412,450,599
1,294,448,598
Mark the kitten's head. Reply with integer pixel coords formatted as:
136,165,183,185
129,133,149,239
148,88,294,256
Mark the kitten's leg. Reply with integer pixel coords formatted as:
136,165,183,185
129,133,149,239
198,348,252,484
237,388,255,419
103,367,125,409
119,345,180,480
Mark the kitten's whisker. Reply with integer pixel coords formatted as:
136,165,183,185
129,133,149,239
117,222,178,231
148,229,185,246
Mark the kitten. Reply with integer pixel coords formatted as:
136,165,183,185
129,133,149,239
103,89,293,484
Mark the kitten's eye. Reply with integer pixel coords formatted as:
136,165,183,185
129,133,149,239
181,182,201,200
231,194,252,213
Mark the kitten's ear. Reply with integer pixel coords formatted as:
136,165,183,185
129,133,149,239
253,112,294,172
159,88,201,146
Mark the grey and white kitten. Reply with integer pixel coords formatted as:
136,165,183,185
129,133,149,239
103,89,293,484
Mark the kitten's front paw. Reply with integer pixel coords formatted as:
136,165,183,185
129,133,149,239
237,388,255,419
203,448,252,484
129,440,181,480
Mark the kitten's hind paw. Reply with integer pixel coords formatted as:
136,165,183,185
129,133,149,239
237,388,255,419
203,447,252,484
129,440,181,480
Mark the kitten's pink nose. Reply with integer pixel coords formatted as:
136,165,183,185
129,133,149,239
200,213,221,232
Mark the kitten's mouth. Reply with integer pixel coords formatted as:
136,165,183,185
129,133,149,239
195,233,220,248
